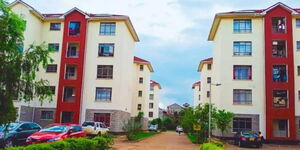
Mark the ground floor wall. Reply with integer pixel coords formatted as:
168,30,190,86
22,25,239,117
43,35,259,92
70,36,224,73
296,116,300,140
19,106,56,127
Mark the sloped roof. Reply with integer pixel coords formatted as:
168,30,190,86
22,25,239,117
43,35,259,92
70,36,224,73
192,81,201,89
208,2,300,41
197,57,213,72
134,56,154,72
150,80,162,89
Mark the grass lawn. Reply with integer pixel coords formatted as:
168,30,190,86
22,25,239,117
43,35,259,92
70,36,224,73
187,133,197,144
133,131,159,141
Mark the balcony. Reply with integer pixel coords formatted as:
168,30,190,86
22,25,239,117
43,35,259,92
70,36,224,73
273,65,287,82
272,17,286,33
65,65,77,80
67,43,79,58
272,41,286,58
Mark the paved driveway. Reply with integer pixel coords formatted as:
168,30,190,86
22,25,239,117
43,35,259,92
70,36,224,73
112,131,199,150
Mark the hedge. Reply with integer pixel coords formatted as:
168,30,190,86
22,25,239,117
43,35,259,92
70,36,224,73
199,141,224,150
5,136,113,150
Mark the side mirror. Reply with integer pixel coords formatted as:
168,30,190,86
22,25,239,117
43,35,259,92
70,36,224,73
68,128,74,134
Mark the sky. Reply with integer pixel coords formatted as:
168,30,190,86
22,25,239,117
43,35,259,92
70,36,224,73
12,0,300,109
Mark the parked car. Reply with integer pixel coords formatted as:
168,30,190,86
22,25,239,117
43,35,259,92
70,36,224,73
0,122,41,147
148,124,158,132
82,121,109,137
26,123,86,144
234,130,262,148
176,126,183,133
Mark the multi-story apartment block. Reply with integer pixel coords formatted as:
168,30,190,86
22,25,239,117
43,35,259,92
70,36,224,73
132,57,161,120
192,81,201,107
9,0,159,133
204,2,300,141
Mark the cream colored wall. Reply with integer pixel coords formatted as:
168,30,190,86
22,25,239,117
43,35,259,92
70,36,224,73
81,21,135,123
150,85,160,119
11,4,62,110
200,63,212,104
212,18,266,135
292,17,300,116
131,63,151,119
193,85,201,107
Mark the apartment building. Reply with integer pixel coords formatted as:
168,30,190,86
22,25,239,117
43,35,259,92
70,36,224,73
205,2,300,141
192,81,201,107
132,57,161,120
8,0,157,133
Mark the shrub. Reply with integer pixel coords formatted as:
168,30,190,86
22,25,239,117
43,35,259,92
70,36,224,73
123,118,142,141
199,142,224,150
5,136,113,150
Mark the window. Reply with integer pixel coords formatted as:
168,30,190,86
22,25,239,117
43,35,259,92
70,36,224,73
198,95,201,101
46,86,55,94
233,89,252,104
233,19,252,33
150,85,154,91
95,88,112,101
207,64,212,70
100,23,116,35
69,21,80,36
138,91,142,97
273,65,287,82
297,19,300,27
233,118,252,132
139,77,143,84
299,91,300,101
272,17,286,33
137,104,142,110
67,43,79,58
140,65,144,71
233,65,252,80
98,44,114,56
97,65,113,79
272,40,286,57
41,111,54,120
149,112,153,118
46,64,57,73
298,66,300,76
207,91,210,98
61,112,73,123
149,103,154,109
297,41,300,51
19,123,31,131
149,94,154,100
65,65,77,80
48,43,59,52
63,87,75,102
233,41,252,56
72,126,82,132
207,77,211,83
50,23,61,31
94,113,110,127
273,90,288,108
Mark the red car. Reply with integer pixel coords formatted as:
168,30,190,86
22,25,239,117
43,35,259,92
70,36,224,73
26,123,86,144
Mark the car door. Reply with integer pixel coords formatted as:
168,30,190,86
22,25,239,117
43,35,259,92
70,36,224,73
14,123,33,145
70,126,84,138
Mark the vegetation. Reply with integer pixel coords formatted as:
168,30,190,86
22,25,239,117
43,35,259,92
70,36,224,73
187,133,197,144
150,118,162,129
5,136,113,150
0,0,53,125
179,103,234,143
199,141,224,150
123,112,143,140
131,131,159,141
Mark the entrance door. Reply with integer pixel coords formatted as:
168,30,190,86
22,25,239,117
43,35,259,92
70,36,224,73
94,113,110,127
61,112,73,123
273,119,288,137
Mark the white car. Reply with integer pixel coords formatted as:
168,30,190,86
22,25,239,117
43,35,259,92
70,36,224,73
82,121,109,136
148,124,158,132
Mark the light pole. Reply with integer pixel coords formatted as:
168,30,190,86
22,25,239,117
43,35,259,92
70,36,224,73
208,83,221,142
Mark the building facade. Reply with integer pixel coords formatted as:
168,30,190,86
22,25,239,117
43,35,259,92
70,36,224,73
206,2,300,141
10,0,160,133
192,81,201,107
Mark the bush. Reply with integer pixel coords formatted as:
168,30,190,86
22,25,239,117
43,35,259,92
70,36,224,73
199,142,224,150
123,118,142,141
5,136,113,150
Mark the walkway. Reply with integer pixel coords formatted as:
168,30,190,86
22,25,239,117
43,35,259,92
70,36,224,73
112,131,198,150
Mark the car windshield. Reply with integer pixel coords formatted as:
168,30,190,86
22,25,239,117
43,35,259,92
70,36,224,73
0,123,19,131
40,125,68,133
242,131,256,136
82,122,94,127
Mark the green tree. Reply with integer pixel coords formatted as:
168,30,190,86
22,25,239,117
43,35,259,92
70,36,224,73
0,0,53,124
214,109,234,136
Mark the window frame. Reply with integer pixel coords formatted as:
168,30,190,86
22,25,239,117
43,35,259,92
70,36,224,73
207,77,211,84
297,41,300,51
50,23,61,31
100,22,116,35
139,77,143,84
232,117,252,133
233,41,252,56
149,103,154,109
148,112,153,118
233,65,252,80
63,86,76,102
95,87,112,102
68,21,81,36
97,65,113,79
272,90,288,108
46,64,58,73
296,19,300,28
40,111,54,120
138,91,143,97
233,89,252,105
273,65,288,82
233,19,252,33
48,43,59,52
98,43,114,57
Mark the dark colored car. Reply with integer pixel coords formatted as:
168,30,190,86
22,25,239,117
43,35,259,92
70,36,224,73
234,130,262,148
0,122,41,148
26,123,86,144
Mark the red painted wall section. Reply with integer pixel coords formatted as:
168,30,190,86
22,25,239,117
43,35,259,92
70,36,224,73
55,10,87,124
264,5,296,140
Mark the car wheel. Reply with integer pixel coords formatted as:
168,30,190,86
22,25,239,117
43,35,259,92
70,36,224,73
97,132,101,136
5,139,13,148
238,141,243,147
